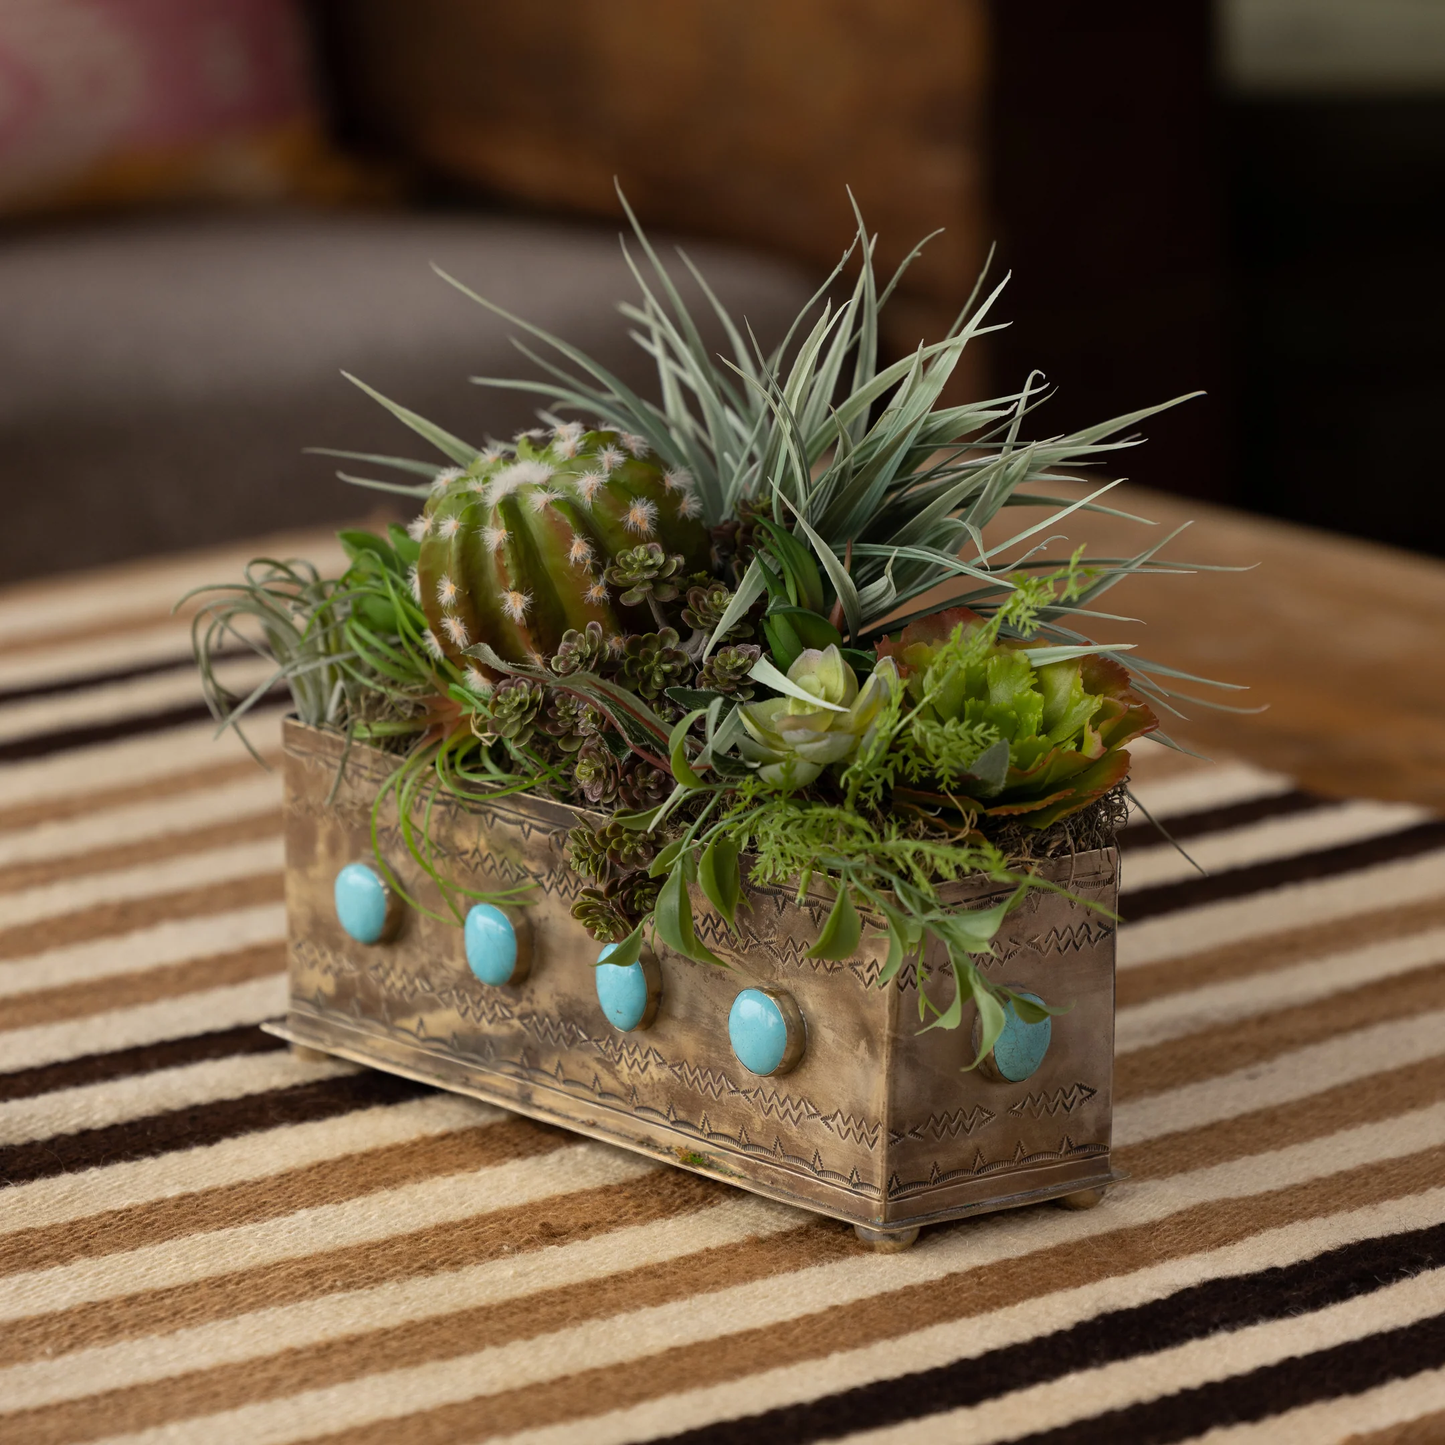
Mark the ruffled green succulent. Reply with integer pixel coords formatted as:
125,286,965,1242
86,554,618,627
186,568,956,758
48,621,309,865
574,737,622,804
876,607,1158,828
541,693,604,752
603,543,686,611
697,643,762,698
617,628,691,700
738,645,901,788
551,621,614,676
484,677,547,745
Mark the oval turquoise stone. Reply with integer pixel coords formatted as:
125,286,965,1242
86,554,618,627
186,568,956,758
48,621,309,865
334,863,390,945
993,991,1052,1082
729,988,790,1076
595,944,650,1031
465,904,518,985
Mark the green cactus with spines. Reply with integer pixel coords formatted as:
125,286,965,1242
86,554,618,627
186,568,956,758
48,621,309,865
414,424,711,667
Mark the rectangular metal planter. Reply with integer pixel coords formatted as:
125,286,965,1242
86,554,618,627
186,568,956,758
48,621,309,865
271,719,1122,1235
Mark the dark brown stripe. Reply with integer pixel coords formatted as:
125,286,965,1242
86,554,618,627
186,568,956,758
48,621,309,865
0,871,282,961
0,1070,432,1187
1120,820,1445,922
1009,1313,1445,1445
1116,788,1333,851
0,811,279,895
1116,960,1445,1100
0,1164,710,1367
0,686,286,765
0,753,280,836
1,942,284,1030
0,1024,282,1104
0,1116,560,1277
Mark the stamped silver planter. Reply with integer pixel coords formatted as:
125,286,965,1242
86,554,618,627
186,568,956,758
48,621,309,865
269,720,1123,1244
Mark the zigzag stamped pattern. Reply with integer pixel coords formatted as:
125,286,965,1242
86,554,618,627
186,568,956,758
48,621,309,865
1008,1082,1099,1117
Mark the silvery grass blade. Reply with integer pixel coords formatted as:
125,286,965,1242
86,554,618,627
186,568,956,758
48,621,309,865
615,253,747,484
335,471,432,498
614,189,758,413
998,491,1158,524
305,448,447,478
979,478,1127,563
342,374,478,465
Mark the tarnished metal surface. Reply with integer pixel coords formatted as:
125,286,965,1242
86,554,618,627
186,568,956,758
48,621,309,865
277,720,1121,1231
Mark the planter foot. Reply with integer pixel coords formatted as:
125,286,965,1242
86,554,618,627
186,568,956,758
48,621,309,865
290,1043,333,1064
854,1223,919,1252
1056,1186,1108,1211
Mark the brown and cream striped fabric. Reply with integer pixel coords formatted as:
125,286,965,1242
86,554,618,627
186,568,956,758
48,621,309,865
2,541,1444,1445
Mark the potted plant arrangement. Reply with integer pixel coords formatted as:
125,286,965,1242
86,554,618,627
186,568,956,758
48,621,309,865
191,203,1217,1248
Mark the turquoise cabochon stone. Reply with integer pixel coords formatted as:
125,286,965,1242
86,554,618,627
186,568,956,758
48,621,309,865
993,991,1052,1082
465,904,518,985
594,944,651,1032
728,988,790,1076
334,863,391,945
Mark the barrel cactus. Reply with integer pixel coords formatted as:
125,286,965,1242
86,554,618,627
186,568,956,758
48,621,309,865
413,424,712,667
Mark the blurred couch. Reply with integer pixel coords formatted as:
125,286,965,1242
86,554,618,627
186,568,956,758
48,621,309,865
0,3,815,584
0,210,811,582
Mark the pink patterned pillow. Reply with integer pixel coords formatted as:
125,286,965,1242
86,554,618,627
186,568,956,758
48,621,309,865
0,0,334,215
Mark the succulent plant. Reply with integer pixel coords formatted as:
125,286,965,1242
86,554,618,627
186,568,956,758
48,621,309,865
567,823,613,879
738,645,901,788
571,886,633,942
540,692,605,752
551,620,614,676
571,870,663,941
875,607,1158,827
574,737,623,805
616,628,692,700
603,543,686,611
413,425,711,668
618,760,672,811
682,581,750,638
697,643,762,698
595,821,659,873
484,676,547,745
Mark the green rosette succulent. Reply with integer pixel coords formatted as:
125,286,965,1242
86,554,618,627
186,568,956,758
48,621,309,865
876,607,1158,828
415,424,710,667
738,644,901,788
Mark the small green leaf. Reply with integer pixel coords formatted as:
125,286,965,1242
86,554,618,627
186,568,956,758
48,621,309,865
698,836,741,930
599,919,646,970
655,862,727,967
648,838,687,877
762,613,804,672
808,884,861,960
767,605,843,652
1002,989,1072,1024
965,974,1009,1069
668,708,708,788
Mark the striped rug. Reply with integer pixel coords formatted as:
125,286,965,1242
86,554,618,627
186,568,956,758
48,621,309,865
3,542,1444,1445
